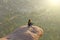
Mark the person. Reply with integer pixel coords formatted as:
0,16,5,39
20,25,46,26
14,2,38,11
28,19,33,28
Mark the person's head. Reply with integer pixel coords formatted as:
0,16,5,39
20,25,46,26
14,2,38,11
28,19,32,22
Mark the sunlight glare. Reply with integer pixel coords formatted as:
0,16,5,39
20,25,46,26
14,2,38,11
48,0,60,6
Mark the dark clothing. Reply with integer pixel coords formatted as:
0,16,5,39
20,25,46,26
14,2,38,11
28,19,33,28
28,22,33,26
28,22,33,27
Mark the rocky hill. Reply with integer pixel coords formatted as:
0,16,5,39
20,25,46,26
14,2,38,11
0,25,43,40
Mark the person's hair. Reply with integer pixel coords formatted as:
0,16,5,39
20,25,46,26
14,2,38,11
28,19,32,22
29,19,31,21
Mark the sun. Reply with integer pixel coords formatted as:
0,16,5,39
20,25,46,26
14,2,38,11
48,0,60,6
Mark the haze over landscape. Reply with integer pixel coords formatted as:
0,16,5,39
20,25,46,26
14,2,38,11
0,0,60,40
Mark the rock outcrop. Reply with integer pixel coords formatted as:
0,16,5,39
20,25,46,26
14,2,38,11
0,25,43,40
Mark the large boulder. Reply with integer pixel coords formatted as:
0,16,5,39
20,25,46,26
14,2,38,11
0,25,43,40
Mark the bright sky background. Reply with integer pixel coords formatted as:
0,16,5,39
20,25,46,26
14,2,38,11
46,0,60,7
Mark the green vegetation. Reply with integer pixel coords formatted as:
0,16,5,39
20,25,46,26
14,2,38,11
0,12,60,40
0,0,60,40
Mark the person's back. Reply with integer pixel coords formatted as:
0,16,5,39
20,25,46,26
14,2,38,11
28,19,33,28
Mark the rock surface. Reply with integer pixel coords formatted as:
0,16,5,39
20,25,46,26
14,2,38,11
0,25,43,40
